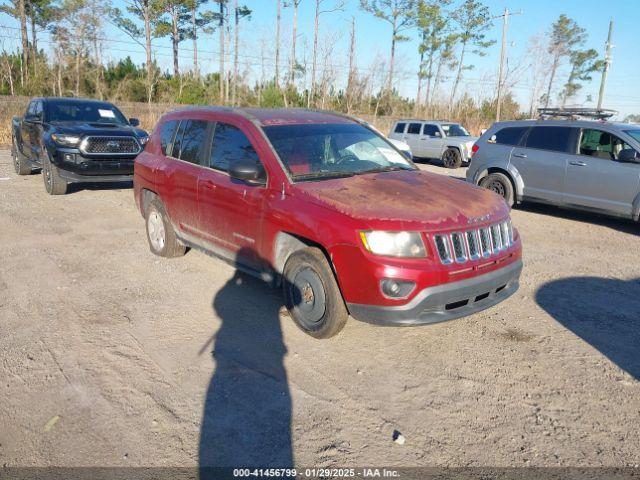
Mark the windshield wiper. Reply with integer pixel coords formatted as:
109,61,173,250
358,165,413,175
293,171,356,182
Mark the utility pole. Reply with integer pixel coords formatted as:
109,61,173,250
597,19,614,111
494,8,522,121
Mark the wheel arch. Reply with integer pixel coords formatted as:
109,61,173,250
273,232,334,275
477,165,524,202
140,188,159,216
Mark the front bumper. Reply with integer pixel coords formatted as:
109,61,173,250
51,148,135,181
347,259,522,326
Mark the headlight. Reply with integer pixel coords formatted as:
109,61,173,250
359,231,426,257
51,134,81,147
139,135,149,145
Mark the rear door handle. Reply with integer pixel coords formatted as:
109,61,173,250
201,180,216,190
569,161,587,166
512,152,527,158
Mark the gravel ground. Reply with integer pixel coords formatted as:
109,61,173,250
0,149,638,469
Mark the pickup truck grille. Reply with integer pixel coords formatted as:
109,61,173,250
79,136,141,155
434,219,514,265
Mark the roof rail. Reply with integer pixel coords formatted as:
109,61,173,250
537,107,618,120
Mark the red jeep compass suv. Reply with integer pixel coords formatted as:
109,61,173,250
134,107,522,338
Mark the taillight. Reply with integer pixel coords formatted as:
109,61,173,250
471,144,479,156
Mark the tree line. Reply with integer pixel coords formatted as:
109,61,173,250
1,0,612,124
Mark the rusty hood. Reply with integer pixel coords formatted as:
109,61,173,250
292,169,510,231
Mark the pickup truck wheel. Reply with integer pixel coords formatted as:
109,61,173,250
480,172,514,207
283,247,348,339
442,147,462,169
42,155,68,195
12,140,31,175
145,199,186,258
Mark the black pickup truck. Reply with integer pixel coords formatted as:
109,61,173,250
11,97,149,194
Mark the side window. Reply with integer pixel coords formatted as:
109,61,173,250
171,120,187,159
159,120,179,156
407,123,421,135
394,122,406,134
209,122,260,173
178,120,209,165
423,124,439,136
26,101,36,118
34,101,43,120
492,126,528,146
580,129,634,161
525,126,574,153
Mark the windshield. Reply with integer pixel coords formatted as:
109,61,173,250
263,123,416,181
46,101,129,124
441,123,470,137
624,129,640,143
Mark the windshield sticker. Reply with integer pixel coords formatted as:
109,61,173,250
379,147,407,164
98,109,116,118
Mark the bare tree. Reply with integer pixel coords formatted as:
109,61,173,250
232,2,251,105
275,0,281,87
309,0,345,107
286,0,303,86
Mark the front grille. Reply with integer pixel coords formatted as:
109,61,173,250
80,136,141,155
433,219,515,265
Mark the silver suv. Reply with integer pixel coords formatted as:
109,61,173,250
467,118,640,220
389,120,477,168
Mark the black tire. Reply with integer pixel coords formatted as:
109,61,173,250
42,154,68,195
145,198,186,258
12,138,31,175
283,247,348,339
442,147,462,169
480,172,514,207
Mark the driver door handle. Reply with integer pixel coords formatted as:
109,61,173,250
512,152,527,158
569,161,587,167
201,179,216,190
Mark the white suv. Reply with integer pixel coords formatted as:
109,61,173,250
389,120,477,168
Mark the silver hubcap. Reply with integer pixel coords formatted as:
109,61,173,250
147,210,166,251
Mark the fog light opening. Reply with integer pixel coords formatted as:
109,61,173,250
380,279,415,299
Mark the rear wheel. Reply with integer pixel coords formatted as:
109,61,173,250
12,139,31,175
283,247,348,339
442,147,462,169
42,155,68,195
145,198,186,258
480,172,514,207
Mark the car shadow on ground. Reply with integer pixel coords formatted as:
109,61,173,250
199,252,295,477
516,203,639,236
536,276,640,380
66,180,133,194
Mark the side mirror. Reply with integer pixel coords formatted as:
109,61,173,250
618,148,640,164
129,118,140,127
434,131,442,138
229,159,266,185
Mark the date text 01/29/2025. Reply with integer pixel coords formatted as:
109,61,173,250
232,468,401,478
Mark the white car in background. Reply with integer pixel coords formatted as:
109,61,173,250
389,120,478,168
359,119,413,160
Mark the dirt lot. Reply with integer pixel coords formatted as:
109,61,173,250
0,149,638,469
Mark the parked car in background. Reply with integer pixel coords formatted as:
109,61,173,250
389,120,477,168
467,113,640,220
134,107,522,339
11,97,149,195
358,119,412,159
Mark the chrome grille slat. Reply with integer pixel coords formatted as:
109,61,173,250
433,220,514,265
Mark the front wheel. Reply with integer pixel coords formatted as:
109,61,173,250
479,172,514,207
442,147,463,169
283,247,348,339
42,155,68,195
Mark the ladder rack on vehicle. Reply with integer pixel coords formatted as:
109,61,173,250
537,107,618,120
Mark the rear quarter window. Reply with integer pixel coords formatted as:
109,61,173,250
492,126,528,146
159,120,179,156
